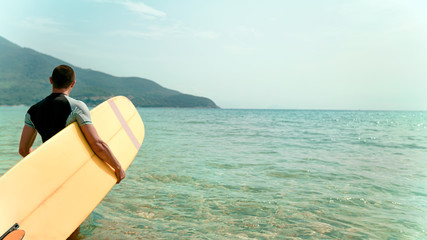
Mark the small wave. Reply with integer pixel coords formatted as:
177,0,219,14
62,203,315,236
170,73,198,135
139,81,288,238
140,174,196,184
354,140,427,150
183,121,208,124
207,163,241,169
267,170,309,179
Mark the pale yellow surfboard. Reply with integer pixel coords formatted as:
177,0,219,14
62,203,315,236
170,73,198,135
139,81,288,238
0,96,145,239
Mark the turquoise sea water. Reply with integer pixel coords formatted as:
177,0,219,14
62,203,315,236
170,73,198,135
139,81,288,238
0,107,426,239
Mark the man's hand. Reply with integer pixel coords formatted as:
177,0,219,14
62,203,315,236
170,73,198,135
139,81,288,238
115,167,126,184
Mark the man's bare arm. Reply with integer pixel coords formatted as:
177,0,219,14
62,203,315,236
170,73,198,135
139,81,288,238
19,125,37,157
80,124,126,184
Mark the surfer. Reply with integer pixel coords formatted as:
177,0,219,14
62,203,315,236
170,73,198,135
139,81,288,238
18,65,126,239
18,65,126,183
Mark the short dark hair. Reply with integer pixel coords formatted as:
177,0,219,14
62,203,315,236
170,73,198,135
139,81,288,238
51,65,75,89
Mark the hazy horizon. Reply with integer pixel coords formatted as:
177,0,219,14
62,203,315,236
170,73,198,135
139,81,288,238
1,0,426,110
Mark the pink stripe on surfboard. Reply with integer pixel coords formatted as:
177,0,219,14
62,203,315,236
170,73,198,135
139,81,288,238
108,100,140,150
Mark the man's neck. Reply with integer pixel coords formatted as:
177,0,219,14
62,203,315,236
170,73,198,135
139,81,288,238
52,88,71,95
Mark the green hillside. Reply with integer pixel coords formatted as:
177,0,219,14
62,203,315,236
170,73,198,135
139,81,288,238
0,36,218,108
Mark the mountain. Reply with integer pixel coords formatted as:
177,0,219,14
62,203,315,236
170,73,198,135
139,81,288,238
0,36,218,108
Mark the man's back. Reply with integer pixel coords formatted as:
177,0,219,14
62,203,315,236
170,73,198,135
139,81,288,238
25,93,92,142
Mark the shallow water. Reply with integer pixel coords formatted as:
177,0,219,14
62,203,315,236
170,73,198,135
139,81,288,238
1,107,426,239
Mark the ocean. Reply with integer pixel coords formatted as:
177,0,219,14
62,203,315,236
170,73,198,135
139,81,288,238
0,106,426,239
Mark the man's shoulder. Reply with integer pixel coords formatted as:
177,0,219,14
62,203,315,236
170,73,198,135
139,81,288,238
64,95,92,126
27,97,47,113
64,95,89,109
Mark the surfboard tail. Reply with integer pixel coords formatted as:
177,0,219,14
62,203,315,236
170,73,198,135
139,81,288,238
0,224,25,240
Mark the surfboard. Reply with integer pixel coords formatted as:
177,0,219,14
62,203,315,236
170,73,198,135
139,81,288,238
0,96,145,239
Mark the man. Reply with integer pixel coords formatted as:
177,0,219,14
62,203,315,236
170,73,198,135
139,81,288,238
19,64,125,182
18,65,125,238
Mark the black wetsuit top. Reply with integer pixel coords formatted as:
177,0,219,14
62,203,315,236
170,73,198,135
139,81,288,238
25,93,92,142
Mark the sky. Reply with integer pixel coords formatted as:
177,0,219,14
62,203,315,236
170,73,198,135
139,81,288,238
1,0,427,110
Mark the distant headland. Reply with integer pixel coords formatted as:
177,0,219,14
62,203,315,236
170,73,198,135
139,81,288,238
0,36,219,108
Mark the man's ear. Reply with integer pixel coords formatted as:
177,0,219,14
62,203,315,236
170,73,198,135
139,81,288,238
49,77,53,85
70,80,76,88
